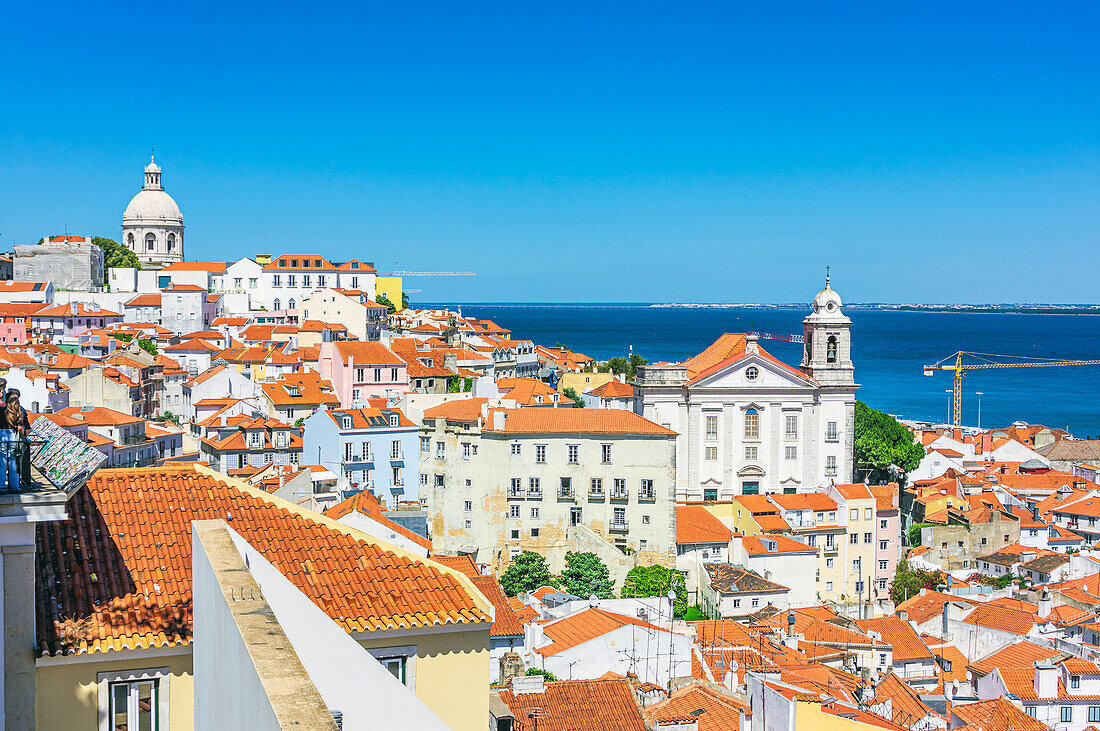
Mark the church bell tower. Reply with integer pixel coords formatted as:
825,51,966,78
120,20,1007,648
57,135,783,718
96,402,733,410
800,272,855,386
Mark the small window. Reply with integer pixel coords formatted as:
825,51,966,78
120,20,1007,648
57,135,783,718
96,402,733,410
826,421,838,441
531,528,540,538
1062,707,1072,723
745,366,759,381
785,414,797,439
705,446,717,461
1025,707,1037,718
1088,707,1100,723
567,444,579,463
530,507,539,519
509,505,520,519
1072,676,1081,690
744,446,757,461
535,444,547,463
511,443,521,456
601,444,612,463
865,507,873,519
705,415,719,440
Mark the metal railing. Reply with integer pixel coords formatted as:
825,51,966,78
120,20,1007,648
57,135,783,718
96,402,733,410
609,521,629,532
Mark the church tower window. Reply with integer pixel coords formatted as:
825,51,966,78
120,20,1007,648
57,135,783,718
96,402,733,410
827,336,838,364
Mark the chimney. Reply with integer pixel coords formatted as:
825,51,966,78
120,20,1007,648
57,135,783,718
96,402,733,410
942,601,951,640
785,633,801,651
1038,590,1052,619
1021,551,1036,564
898,611,908,621
1035,662,1058,699
745,333,759,355
493,411,506,431
510,674,545,695
443,352,458,373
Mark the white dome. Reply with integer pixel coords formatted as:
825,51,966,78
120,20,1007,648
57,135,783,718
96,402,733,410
145,157,161,174
813,285,843,314
123,189,182,224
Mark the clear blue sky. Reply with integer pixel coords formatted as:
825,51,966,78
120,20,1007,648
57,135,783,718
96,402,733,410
2,2,1098,303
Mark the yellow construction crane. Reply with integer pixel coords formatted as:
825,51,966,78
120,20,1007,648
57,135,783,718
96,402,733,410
924,351,1100,427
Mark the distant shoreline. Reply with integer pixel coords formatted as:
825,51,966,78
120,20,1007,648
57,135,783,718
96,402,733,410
444,302,1100,315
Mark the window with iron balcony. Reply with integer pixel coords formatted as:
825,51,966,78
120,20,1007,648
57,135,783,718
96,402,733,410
509,478,524,498
612,478,628,499
639,479,655,500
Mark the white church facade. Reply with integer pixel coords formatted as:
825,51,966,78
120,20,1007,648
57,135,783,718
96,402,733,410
633,278,858,501
122,155,185,268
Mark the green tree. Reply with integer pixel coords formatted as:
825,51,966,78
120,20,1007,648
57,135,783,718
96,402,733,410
890,559,946,604
606,357,629,375
620,565,687,616
137,338,157,356
907,522,936,547
500,551,556,596
401,291,410,310
559,551,614,599
525,668,557,681
375,293,397,315
628,354,648,377
160,411,181,426
562,387,584,408
91,236,140,282
854,401,925,485
463,377,473,392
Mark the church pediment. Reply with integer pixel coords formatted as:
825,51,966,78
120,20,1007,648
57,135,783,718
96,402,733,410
737,465,766,478
688,351,817,390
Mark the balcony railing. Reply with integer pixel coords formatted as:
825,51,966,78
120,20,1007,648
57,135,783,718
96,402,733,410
558,487,574,499
527,486,542,498
589,488,604,499
509,486,525,498
609,520,629,532
639,488,655,501
611,488,629,500
389,450,404,462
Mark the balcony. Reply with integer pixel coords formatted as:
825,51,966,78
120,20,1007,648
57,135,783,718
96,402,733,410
609,520,629,533
823,544,838,555
611,488,629,500
389,450,404,464
509,486,525,499
639,488,655,501
527,487,542,499
558,487,574,500
589,488,604,500
343,453,374,465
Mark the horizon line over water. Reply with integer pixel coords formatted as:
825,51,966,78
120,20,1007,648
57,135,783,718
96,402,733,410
430,303,1100,436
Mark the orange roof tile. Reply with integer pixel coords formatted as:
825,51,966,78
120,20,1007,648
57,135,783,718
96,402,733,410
963,603,1038,635
535,607,664,656
160,261,227,273
894,590,977,625
742,533,816,555
470,575,526,637
832,483,874,500
496,679,645,731
854,617,933,662
35,466,490,656
677,506,734,544
587,380,634,398
430,555,480,578
322,491,431,552
953,699,1051,731
423,398,488,424
768,493,839,512
645,684,746,731
332,341,404,365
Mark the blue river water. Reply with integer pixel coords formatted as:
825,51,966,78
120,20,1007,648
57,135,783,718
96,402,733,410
437,303,1100,436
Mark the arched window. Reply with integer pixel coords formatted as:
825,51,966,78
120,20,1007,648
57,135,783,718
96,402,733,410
145,233,155,251
127,233,135,247
167,233,175,251
273,299,281,311
287,298,296,310
744,408,759,439
827,336,838,364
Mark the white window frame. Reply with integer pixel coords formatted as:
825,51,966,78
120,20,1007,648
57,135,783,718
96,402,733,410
97,667,170,731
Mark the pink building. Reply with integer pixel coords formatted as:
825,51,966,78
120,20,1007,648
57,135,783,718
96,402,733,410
319,340,408,407
870,483,901,603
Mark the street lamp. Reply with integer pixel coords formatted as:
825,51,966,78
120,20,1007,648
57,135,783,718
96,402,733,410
944,390,953,426
976,392,984,430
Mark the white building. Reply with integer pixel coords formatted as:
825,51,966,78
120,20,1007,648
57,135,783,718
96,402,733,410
420,402,677,581
122,155,184,267
633,278,857,501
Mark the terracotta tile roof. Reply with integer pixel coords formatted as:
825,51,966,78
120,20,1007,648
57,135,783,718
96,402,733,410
703,565,788,595
430,554,480,578
742,533,816,555
164,338,222,353
535,607,664,656
262,254,337,271
496,678,645,731
1052,495,1100,518
963,603,1038,635
160,261,227,273
952,697,1051,731
161,283,207,292
485,408,676,436
587,380,634,398
1063,658,1100,674
322,491,431,552
325,407,415,429
495,378,561,406
34,302,121,318
761,609,879,647
768,493,839,512
35,466,490,656
645,684,746,731
260,371,339,408
832,483,874,500
682,333,748,379
854,617,933,662
423,398,488,424
469,575,526,637
894,590,977,625
753,515,792,531
874,672,939,725
994,667,1100,701
124,293,161,307
1047,604,1097,627
1021,553,1069,574
332,340,404,365
54,405,142,426
677,506,733,544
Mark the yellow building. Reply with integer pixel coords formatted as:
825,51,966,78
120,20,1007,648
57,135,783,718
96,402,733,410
34,465,493,730
701,500,763,536
375,276,404,311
